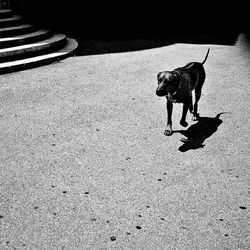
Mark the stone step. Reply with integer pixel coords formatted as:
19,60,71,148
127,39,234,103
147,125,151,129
0,33,66,62
0,15,25,27
0,38,78,73
0,29,51,48
0,23,35,37
0,9,11,18
0,9,78,73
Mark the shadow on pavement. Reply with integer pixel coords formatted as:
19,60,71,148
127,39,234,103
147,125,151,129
173,113,229,152
74,33,240,56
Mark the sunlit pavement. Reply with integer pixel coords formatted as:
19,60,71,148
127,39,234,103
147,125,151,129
0,33,249,249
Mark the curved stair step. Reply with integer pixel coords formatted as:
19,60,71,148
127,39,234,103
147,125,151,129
0,15,25,27
0,33,66,61
0,23,36,37
0,9,11,18
0,38,78,73
0,29,51,48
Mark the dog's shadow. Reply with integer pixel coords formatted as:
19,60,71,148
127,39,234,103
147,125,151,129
173,113,228,152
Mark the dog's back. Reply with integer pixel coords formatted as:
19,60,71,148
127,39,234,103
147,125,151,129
177,49,210,92
183,48,210,69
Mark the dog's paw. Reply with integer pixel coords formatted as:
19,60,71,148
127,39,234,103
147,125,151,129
164,129,172,136
180,120,188,127
192,114,200,121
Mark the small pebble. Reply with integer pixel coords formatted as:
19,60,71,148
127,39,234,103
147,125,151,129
62,191,67,194
110,236,116,241
239,206,246,209
136,226,142,230
0,215,3,219
84,192,89,194
90,218,97,221
158,178,162,181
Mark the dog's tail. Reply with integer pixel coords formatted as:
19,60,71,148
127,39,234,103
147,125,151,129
201,48,210,65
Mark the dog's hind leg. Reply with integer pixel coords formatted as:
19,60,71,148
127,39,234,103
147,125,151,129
193,86,202,121
193,70,205,121
193,88,201,120
189,94,193,113
180,100,189,127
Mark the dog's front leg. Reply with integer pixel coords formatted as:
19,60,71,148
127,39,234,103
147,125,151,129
180,100,189,127
164,100,173,136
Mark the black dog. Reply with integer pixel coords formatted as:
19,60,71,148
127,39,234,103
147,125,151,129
156,49,210,136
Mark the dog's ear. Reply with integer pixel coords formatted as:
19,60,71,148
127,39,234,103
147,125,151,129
171,71,181,84
157,72,164,81
157,72,161,80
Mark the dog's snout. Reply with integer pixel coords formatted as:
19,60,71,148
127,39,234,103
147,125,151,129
156,88,165,96
156,89,161,96
156,81,167,96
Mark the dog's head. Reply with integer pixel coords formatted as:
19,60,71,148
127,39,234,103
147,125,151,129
156,71,181,101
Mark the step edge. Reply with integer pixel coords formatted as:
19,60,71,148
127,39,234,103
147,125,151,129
0,38,78,73
0,29,50,43
0,30,51,49
0,33,66,59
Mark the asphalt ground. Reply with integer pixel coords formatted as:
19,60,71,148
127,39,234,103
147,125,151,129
0,33,250,249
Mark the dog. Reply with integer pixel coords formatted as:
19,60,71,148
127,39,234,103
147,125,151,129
156,48,210,136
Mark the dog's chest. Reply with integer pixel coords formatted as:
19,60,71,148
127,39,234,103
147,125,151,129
173,89,189,103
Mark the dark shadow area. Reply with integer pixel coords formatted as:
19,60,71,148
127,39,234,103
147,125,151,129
173,113,228,152
73,33,240,56
11,1,250,56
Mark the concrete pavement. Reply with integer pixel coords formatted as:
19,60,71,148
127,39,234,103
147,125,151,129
0,34,250,249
